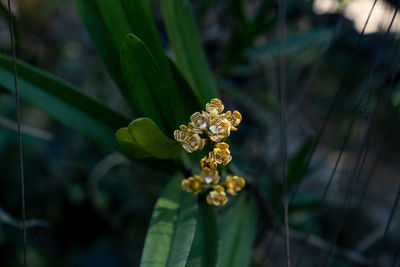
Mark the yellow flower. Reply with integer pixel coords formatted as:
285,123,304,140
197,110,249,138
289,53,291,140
188,122,203,134
225,175,245,195
208,115,231,142
199,156,217,170
173,125,188,142
225,110,242,131
206,98,224,118
174,98,246,203
190,111,211,131
174,125,205,153
206,185,228,206
182,175,203,195
200,167,220,184
182,132,205,153
209,142,232,165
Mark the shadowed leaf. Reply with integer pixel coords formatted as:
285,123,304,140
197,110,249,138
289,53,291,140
75,0,199,127
0,54,129,153
75,0,173,113
187,197,220,267
162,0,218,106
219,194,258,267
140,175,198,267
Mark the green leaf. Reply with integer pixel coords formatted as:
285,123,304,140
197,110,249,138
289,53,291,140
169,58,202,114
74,0,168,113
119,0,177,93
140,174,198,267
219,194,258,267
127,118,181,160
0,54,129,152
115,127,152,158
94,0,132,52
121,34,176,132
187,197,220,267
121,34,200,133
162,0,218,105
120,2,199,127
75,0,199,127
74,0,127,105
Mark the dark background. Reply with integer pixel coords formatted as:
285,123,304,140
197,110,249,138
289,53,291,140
1,0,400,266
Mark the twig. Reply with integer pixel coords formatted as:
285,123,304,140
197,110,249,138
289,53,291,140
277,0,290,265
7,0,27,266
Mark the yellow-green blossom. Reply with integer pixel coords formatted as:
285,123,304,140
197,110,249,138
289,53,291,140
174,125,205,153
209,142,232,165
206,185,228,206
225,175,245,196
190,111,211,131
181,175,203,195
225,110,242,131
200,167,220,185
208,115,231,142
206,98,224,118
174,98,246,205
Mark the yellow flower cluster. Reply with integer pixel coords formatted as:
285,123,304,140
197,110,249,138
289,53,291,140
174,98,242,153
175,98,245,206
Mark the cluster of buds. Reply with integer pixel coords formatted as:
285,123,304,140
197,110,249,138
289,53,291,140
175,98,245,206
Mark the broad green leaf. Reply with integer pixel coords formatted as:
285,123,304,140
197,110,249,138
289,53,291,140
75,0,198,126
75,0,164,112
120,0,176,91
121,34,175,132
169,58,202,115
162,0,218,105
120,1,198,127
121,34,198,133
74,0,128,106
127,118,181,160
115,127,152,158
0,54,129,152
140,174,198,267
187,197,220,267
94,0,132,52
74,0,168,113
219,194,258,267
